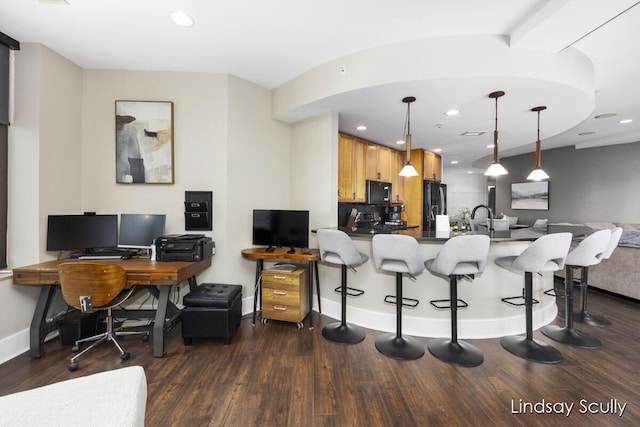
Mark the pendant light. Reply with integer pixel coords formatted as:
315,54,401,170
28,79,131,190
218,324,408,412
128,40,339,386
484,91,508,177
399,96,419,177
527,106,550,181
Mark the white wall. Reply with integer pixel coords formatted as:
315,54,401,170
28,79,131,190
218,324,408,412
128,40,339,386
2,44,83,362
442,172,489,220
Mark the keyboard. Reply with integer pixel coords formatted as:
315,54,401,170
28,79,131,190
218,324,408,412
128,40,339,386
78,255,127,260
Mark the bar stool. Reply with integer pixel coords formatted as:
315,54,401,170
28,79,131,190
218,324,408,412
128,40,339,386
574,227,622,327
317,229,368,344
495,233,572,363
424,235,490,367
371,234,425,360
541,229,611,349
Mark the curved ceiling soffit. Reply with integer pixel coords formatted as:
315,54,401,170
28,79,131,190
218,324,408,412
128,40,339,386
272,35,596,160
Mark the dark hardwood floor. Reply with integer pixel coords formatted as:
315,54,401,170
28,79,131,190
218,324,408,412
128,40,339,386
0,282,638,426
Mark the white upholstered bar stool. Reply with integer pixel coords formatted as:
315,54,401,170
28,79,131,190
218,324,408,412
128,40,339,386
494,233,572,363
424,235,490,367
317,229,368,344
371,234,425,360
541,229,611,349
574,227,622,327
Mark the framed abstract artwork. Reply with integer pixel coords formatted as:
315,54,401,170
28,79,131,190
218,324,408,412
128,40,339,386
115,100,174,184
511,181,549,210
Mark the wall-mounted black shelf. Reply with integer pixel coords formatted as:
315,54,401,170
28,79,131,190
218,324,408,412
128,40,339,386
185,191,212,231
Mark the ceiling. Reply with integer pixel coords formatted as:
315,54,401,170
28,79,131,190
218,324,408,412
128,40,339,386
2,0,639,174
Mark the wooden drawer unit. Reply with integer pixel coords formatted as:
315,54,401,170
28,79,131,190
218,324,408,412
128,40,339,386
261,268,309,325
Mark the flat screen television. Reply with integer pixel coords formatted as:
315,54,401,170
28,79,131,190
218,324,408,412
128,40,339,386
46,214,118,251
118,213,166,249
252,209,309,252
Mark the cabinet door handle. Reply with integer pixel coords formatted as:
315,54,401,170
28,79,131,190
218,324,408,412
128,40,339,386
273,275,287,280
273,290,287,296
273,305,288,311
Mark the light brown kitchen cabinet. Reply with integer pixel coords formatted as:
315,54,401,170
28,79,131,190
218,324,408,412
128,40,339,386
364,142,380,180
338,133,405,203
423,150,443,182
393,150,405,203
338,134,366,202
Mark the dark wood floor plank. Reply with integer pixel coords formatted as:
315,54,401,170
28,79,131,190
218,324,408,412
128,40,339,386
0,283,638,426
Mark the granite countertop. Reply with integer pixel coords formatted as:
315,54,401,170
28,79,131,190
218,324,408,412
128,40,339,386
339,226,546,243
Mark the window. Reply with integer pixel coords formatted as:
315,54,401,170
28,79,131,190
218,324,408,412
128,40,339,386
1,31,20,268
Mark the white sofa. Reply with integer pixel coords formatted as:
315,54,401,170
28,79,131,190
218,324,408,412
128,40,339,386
0,366,147,426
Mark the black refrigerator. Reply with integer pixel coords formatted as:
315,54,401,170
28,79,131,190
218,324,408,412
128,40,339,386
423,181,447,230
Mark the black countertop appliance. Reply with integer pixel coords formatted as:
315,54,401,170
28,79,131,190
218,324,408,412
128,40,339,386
366,179,392,205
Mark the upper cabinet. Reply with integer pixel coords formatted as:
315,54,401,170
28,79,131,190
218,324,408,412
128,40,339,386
423,150,443,182
338,134,366,202
338,133,405,203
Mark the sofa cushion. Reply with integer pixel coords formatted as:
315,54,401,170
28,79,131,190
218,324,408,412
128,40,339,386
0,366,147,426
618,230,640,248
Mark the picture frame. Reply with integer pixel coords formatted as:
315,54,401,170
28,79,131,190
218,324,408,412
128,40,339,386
115,100,174,184
511,181,549,210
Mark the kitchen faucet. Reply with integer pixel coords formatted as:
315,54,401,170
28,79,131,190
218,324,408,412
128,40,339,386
471,204,494,232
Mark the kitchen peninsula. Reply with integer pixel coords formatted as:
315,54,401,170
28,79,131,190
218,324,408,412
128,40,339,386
317,227,558,340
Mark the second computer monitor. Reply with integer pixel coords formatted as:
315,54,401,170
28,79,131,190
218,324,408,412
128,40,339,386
118,214,166,249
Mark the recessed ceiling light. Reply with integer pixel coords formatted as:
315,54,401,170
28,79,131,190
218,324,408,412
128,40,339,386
467,171,473,174
432,148,442,153
462,131,485,136
578,131,596,136
396,139,405,145
451,160,459,164
39,0,69,4
486,144,495,148
619,119,633,124
355,125,367,131
445,109,460,116
171,11,194,27
594,113,617,119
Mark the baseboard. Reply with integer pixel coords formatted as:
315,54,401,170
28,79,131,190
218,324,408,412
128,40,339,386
0,328,30,365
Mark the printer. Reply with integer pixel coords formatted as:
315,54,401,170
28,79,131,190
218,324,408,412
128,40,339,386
156,234,215,262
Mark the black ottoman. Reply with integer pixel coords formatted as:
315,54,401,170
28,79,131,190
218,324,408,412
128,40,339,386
182,283,242,345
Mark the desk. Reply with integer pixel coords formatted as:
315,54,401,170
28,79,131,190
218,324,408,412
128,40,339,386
241,248,320,328
12,257,211,358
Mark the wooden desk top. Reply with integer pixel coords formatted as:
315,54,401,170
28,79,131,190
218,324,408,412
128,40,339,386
242,247,320,261
12,257,212,286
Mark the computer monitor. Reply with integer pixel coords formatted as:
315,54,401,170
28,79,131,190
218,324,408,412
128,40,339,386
252,209,309,252
46,214,118,251
118,214,166,249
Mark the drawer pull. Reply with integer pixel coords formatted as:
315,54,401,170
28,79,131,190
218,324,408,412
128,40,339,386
273,305,288,311
273,290,287,296
273,275,287,280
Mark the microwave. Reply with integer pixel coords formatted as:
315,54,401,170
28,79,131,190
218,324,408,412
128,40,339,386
366,180,392,205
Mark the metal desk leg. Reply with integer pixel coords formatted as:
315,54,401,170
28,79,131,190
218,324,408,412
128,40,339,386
153,286,171,357
314,260,321,313
29,285,58,358
252,259,263,326
187,276,198,292
307,261,314,329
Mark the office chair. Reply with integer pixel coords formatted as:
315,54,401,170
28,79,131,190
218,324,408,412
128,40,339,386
58,262,149,371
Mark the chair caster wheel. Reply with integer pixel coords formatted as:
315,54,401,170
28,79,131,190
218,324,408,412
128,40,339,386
71,345,80,353
142,333,150,342
69,361,79,371
121,352,131,361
